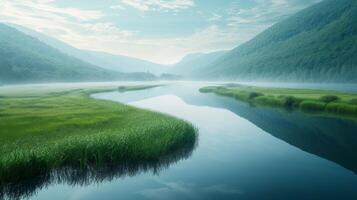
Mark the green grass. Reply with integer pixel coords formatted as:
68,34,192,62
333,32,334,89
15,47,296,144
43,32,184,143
118,85,161,93
0,85,197,184
200,84,357,118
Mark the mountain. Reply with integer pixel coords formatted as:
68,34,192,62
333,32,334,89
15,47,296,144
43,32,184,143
10,24,165,75
0,24,155,84
200,0,357,82
168,51,227,77
81,50,165,75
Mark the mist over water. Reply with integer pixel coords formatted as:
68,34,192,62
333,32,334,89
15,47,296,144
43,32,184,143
2,81,356,93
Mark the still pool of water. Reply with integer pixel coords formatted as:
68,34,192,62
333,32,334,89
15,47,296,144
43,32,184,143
9,83,357,200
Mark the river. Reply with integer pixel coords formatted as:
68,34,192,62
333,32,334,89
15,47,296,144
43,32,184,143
10,82,357,200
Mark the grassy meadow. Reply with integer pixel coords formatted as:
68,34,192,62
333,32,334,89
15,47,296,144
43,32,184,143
200,84,357,118
0,85,197,184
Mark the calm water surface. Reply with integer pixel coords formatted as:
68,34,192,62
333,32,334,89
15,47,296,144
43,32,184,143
13,83,357,200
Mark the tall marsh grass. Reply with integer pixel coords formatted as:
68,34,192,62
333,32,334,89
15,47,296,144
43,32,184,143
0,87,197,186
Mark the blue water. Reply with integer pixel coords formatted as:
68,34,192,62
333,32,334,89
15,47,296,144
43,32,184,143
8,83,357,200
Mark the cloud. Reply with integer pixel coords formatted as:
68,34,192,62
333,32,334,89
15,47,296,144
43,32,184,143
120,0,195,11
0,0,321,64
225,0,321,32
208,13,222,22
0,0,227,64
110,5,124,10
2,0,104,22
138,180,244,200
116,25,240,64
0,0,132,48
138,181,198,199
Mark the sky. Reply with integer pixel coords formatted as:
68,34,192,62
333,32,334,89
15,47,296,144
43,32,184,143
0,0,320,64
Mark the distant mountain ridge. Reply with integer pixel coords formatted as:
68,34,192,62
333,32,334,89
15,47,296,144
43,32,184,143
168,51,227,77
0,24,155,84
10,24,166,75
3,0,356,83
199,0,357,82
81,50,165,75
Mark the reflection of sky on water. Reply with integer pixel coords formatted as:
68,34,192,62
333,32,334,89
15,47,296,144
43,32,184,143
23,83,357,200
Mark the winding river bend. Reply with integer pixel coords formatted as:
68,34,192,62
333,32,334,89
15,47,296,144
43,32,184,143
19,83,357,199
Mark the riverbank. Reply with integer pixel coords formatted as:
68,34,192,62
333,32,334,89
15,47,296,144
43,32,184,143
0,85,197,184
118,85,162,92
200,84,357,118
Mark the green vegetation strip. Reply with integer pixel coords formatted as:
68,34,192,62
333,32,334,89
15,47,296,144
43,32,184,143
0,85,197,184
200,84,357,117
118,85,162,93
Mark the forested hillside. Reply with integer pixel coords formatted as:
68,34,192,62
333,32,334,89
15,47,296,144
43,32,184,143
200,0,357,82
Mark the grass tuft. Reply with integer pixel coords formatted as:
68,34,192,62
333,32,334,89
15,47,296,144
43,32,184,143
349,98,357,105
319,95,340,103
248,92,264,100
300,101,326,112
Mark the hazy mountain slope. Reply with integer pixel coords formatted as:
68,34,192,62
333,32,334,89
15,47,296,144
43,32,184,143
10,24,165,75
0,24,127,84
201,0,357,82
82,50,165,75
168,51,227,77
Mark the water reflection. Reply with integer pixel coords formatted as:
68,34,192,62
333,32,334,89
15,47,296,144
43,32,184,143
96,84,357,174
93,85,357,200
0,138,197,200
190,90,357,174
8,83,357,200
